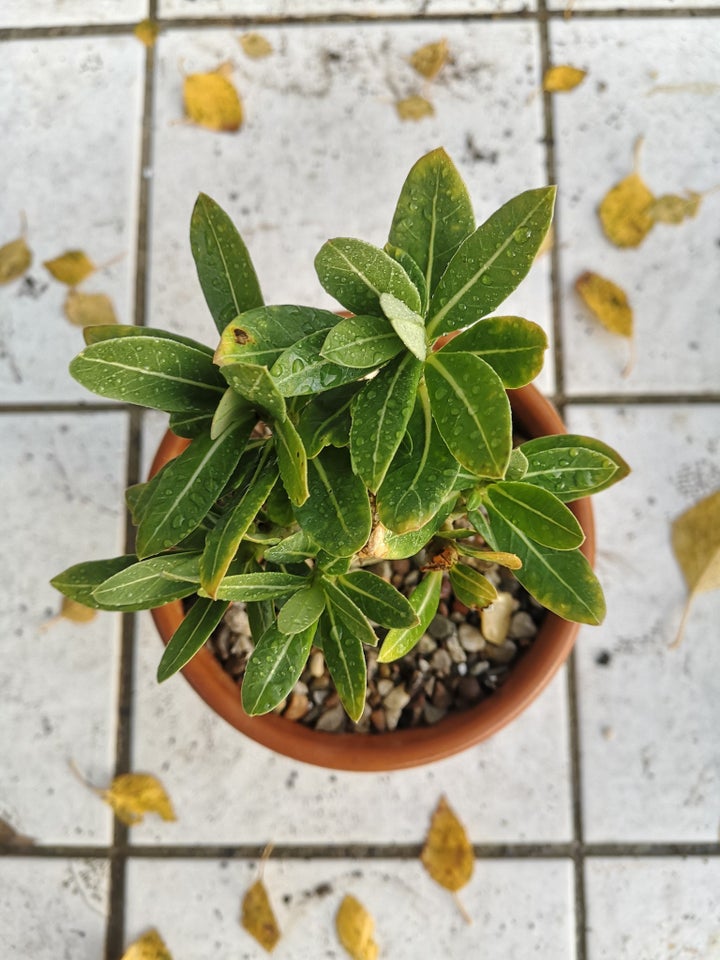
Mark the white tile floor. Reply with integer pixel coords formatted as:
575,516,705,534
1,4,719,960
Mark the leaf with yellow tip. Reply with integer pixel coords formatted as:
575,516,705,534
671,489,720,648
336,894,379,960
120,928,173,960
44,250,96,286
396,96,434,122
64,291,118,328
410,39,449,81
183,69,243,132
239,32,273,59
421,796,474,922
542,65,586,93
99,773,176,826
134,18,160,47
575,271,634,376
649,191,703,225
241,880,280,952
0,234,32,285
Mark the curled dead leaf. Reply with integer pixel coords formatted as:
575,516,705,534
648,191,703,225
421,796,474,923
598,137,654,248
670,489,720,648
542,65,587,93
134,18,160,48
0,816,35,848
241,879,281,952
0,234,32,285
410,39,449,81
336,895,379,960
44,250,96,286
121,928,173,960
239,32,273,59
396,96,435,122
575,271,634,377
184,69,243,132
64,291,118,328
102,773,176,826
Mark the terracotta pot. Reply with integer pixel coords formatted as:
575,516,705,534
149,384,594,771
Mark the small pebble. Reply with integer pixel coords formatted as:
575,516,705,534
284,693,309,721
470,660,490,676
385,707,403,731
508,611,538,640
272,698,287,714
314,703,345,732
458,622,485,652
481,591,514,645
370,708,386,732
417,657,431,673
428,614,455,641
417,633,438,655
484,640,517,664
309,650,325,678
432,681,452,710
457,662,468,676
423,703,447,725
446,633,467,664
430,648,452,676
376,678,394,698
458,676,481,701
225,604,251,635
383,686,410,712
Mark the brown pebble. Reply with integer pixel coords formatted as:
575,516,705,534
484,639,517,664
453,599,470,616
378,663,391,679
432,681,452,710
458,676,481,701
430,648,452,676
394,559,411,575
315,703,346,732
370,709,386,732
284,692,309,721
423,703,447,725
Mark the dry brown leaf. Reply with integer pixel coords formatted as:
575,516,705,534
670,489,720,647
241,879,281,952
60,597,97,623
648,191,703,225
575,271,634,377
0,234,32,285
64,291,118,327
121,928,173,960
542,65,586,93
421,796,474,894
410,39,449,81
239,32,274,59
396,95,435,122
44,250,96,286
134,18,160,48
183,70,243,132
0,816,35,848
336,894,379,960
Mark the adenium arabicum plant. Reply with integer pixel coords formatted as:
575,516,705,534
52,148,629,722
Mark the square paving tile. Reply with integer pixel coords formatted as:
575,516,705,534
126,856,574,959
550,20,720,396
0,413,127,844
0,1,147,28
566,403,720,842
0,37,143,402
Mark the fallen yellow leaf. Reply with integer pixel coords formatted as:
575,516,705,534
184,69,243,132
64,291,118,327
542,65,586,93
0,816,35,848
421,796,474,894
671,489,720,647
396,95,435,122
0,234,32,285
102,773,177,826
575,271,634,377
239,32,274,59
241,879,281,952
648,191,703,225
410,39,449,81
598,138,654,248
44,250,96,286
121,928,173,960
336,894,379,960
134,18,160,48
60,597,97,623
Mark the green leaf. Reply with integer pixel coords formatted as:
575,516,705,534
379,497,457,560
377,570,443,662
485,481,585,550
274,415,309,506
264,530,318,564
448,562,498,609
425,351,511,478
295,382,361,458
169,410,214,439
316,552,352,575
270,329,366,397
519,434,631,502
206,571,309,601
246,598,274,643
319,606,367,722
426,187,556,337
221,361,286,422
336,570,418,628
157,597,230,682
242,621,317,715
215,305,340,369
486,505,605,625
379,293,427,362
263,481,295,526
350,353,423,492
190,193,263,335
384,244,429,315
277,581,326,634
315,237,422,316
92,553,201,610
441,316,548,388
322,580,379,649
83,324,214,356
388,148,475,297
505,448,529,481
136,425,247,559
199,456,278,597
320,314,403,369
125,483,148,524
211,387,255,440
376,388,459,533
51,555,137,609
293,447,372,558
70,337,225,412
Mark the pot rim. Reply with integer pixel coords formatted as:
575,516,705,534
149,383,594,772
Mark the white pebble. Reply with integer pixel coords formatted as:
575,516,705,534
481,592,514,645
458,622,485,653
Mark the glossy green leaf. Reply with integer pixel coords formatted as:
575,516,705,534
319,607,367,722
486,505,605,624
83,324,214,356
315,237,422,317
206,571,309,602
425,351,511,479
220,361,286,421
136,425,247,559
295,382,361,458
169,410,214,439
51,555,137,609
379,497,457,560
376,389,459,534
92,553,201,610
157,597,230,682
316,553,351,575
211,387,255,440
242,621,317,715
190,192,263,334
246,598,274,643
70,337,225,412
350,353,423,492
388,148,475,297
270,329,366,397
263,481,295,526
379,293,427,362
426,187,556,337
485,481,585,550
264,530,318,564
320,314,403,369
293,447,372,558
125,483,148,524
441,316,548,387
377,570,443,662
277,581,326,634
506,448,529,481
323,579,379,647
200,456,278,597
336,570,418,628
215,305,339,369
519,434,631,502
274,415,309,506
384,244,428,315
448,562,498,609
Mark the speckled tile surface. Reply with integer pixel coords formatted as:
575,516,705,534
0,1,147,28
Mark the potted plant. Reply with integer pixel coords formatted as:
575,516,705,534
52,148,628,770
